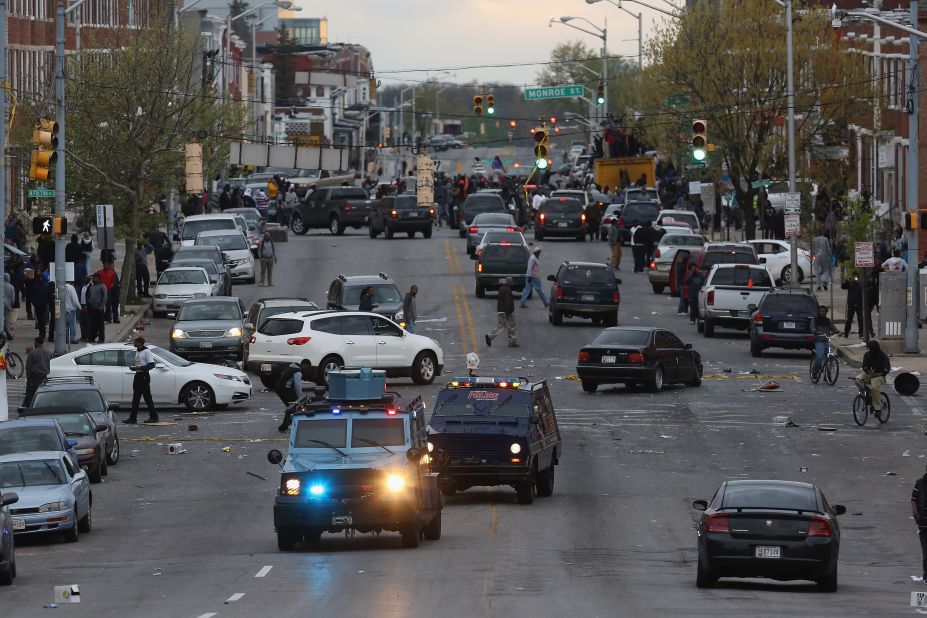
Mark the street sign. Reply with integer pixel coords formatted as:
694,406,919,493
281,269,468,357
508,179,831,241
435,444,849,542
666,94,690,106
784,214,800,237
750,179,773,189
854,242,875,268
523,84,584,101
699,183,716,209
688,181,701,195
27,188,55,198
683,162,706,171
784,192,801,214
96,204,113,228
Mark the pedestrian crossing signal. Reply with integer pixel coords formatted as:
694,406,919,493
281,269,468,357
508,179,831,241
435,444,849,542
32,216,53,235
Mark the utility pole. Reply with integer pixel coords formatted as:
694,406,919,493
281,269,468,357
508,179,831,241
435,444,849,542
785,0,798,283
906,0,920,353
0,0,8,420
54,2,66,356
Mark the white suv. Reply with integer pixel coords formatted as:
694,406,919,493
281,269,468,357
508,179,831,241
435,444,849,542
247,310,444,386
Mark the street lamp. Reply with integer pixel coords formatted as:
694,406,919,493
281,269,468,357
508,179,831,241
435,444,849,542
585,0,642,71
227,0,292,93
549,15,608,119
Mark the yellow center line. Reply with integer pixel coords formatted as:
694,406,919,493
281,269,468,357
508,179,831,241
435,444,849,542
490,502,497,540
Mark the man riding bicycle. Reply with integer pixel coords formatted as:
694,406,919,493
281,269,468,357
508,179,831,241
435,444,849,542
858,340,891,414
811,305,838,378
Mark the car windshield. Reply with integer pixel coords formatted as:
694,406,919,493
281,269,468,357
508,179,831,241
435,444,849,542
434,396,531,417
182,219,235,240
32,414,93,436
660,213,699,227
561,266,614,286
32,391,104,413
662,235,703,247
231,210,261,225
482,245,529,261
196,234,247,251
174,260,218,276
294,419,347,449
151,347,193,367
0,427,61,454
175,248,220,263
591,330,652,346
627,189,659,201
159,270,207,285
465,196,504,213
623,203,659,218
722,484,818,511
543,199,582,214
709,267,772,287
343,284,402,305
351,418,406,447
473,213,512,226
0,460,66,487
177,302,242,321
703,252,757,271
763,295,818,314
604,205,622,217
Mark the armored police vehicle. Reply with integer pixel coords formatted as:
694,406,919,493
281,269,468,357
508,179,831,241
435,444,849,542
268,368,443,550
427,376,562,504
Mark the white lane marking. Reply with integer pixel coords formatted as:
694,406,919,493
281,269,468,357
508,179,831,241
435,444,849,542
225,593,245,603
255,565,273,578
197,614,218,618
905,394,925,417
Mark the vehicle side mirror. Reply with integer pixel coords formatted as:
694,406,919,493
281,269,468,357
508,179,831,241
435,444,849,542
832,504,846,516
155,363,167,370
67,439,78,448
108,403,118,411
747,303,757,312
406,447,422,462
244,322,255,332
547,275,556,282
758,257,767,263
0,492,18,507
95,424,108,433
16,406,24,415
267,449,283,465
684,343,693,350
692,499,708,511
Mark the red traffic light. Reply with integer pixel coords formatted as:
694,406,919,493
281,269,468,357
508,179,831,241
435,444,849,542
692,120,707,134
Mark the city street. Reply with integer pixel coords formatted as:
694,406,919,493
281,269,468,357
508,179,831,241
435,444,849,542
2,223,924,617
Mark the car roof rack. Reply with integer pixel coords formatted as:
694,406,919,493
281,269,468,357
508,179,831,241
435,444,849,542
258,297,311,303
41,376,95,385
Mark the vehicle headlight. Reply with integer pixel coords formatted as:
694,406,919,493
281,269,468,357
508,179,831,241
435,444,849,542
213,373,242,381
193,293,207,298
224,327,243,337
155,294,167,299
510,443,522,454
427,441,434,453
385,473,405,492
38,501,66,513
171,329,187,339
284,478,301,496
75,448,95,456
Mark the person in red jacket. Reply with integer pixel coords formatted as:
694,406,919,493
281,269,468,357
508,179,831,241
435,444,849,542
97,263,120,324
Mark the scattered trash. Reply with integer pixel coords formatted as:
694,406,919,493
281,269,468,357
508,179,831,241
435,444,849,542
187,425,198,432
53,585,80,604
42,604,58,609
564,375,580,381
799,466,808,473
913,575,924,582
249,439,263,443
785,419,799,428
260,408,269,411
153,570,162,576
722,368,732,373
817,425,837,432
650,311,659,315
221,446,231,453
904,450,912,457
632,316,640,320
772,415,790,425
162,443,185,455
759,380,781,391
885,471,897,476
357,570,365,574
129,449,139,457
852,512,863,516
659,435,675,440
246,471,267,481
749,369,760,375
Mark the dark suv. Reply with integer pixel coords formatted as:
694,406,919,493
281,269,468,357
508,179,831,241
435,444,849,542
547,261,621,326
427,377,562,504
458,194,506,237
749,289,819,357
369,194,434,239
475,242,529,298
291,187,373,236
536,197,586,241
615,201,660,243
326,273,404,323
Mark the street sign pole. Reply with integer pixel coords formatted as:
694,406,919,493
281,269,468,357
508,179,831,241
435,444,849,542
54,3,66,355
785,0,798,290
906,0,920,353
0,0,7,421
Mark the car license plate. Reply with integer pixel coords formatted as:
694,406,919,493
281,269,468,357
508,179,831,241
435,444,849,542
12,518,24,531
332,515,352,527
738,310,751,317
755,546,781,559
581,294,595,302
783,321,796,329
558,222,568,228
260,363,272,373
199,341,213,349
601,355,616,363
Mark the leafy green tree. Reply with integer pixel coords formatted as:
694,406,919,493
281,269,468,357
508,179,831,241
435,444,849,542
272,25,298,104
229,0,251,51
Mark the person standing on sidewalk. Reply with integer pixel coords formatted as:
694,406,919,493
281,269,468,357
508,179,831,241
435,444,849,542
485,277,517,347
519,247,549,308
841,276,865,338
98,262,119,324
403,285,418,333
912,464,927,583
79,232,93,275
124,336,158,424
257,232,277,286
608,221,622,270
22,337,51,407
630,224,645,272
86,273,107,344
812,232,832,290
134,241,151,298
63,280,80,344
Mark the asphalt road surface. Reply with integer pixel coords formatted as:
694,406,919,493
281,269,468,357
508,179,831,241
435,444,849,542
4,220,925,617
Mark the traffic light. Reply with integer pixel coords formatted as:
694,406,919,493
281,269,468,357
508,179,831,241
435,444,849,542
473,95,483,116
53,215,67,235
534,127,549,170
691,119,708,162
905,210,927,231
29,118,58,182
486,94,495,115
596,83,605,105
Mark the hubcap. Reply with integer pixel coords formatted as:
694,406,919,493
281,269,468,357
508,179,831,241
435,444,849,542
323,362,340,381
330,219,339,234
111,437,119,462
782,266,792,282
291,216,304,233
419,356,435,380
655,369,663,390
188,385,210,409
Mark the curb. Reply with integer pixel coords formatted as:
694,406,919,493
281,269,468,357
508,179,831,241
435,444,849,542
836,345,863,369
111,299,153,343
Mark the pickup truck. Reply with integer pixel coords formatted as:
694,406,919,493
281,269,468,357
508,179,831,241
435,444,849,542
290,186,373,236
696,264,775,337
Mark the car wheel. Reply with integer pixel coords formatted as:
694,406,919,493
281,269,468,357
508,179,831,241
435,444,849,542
576,232,585,241
687,362,703,387
703,318,714,338
516,475,536,505
423,511,442,541
581,380,598,393
651,283,665,294
302,528,322,546
182,381,216,411
536,463,555,497
400,519,421,548
106,435,120,465
89,456,103,484
817,563,838,592
695,553,716,588
781,264,793,283
152,310,165,318
385,224,395,239
317,355,344,386
750,340,763,357
535,230,544,241
411,352,438,385
551,309,563,326
475,283,485,298
289,213,307,235
77,503,92,533
260,374,277,389
458,226,466,238
277,527,298,551
648,366,664,393
329,216,345,236
63,510,79,543
0,551,13,585
591,315,602,326
696,318,704,333
423,226,432,239
100,452,108,477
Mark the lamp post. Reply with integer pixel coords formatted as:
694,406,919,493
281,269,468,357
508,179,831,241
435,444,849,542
585,0,643,72
549,16,608,121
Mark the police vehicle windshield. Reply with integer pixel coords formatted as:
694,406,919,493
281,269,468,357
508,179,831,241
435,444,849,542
434,392,530,417
295,419,347,449
293,417,406,449
352,418,405,447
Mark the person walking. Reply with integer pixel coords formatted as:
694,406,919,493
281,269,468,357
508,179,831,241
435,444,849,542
134,241,151,298
684,264,706,324
678,263,694,315
812,232,833,290
519,247,549,308
608,220,622,270
22,337,51,407
403,285,418,333
359,286,377,312
63,280,80,344
25,269,50,339
912,464,927,584
842,276,865,338
485,277,518,347
281,185,298,226
86,273,107,343
257,232,277,286
124,336,158,424
630,224,645,272
275,359,315,432
219,184,232,212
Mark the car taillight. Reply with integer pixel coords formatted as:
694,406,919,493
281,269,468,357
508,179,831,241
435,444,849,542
807,517,833,537
753,313,764,324
343,201,351,212
707,290,715,306
617,217,625,228
287,336,311,345
391,209,398,218
613,290,620,303
704,513,730,533
249,335,255,344
555,285,563,300
581,213,587,222
654,249,661,258
539,213,545,223
627,352,644,364
506,227,515,232
469,226,478,233
477,263,483,272
578,351,590,363
649,261,656,270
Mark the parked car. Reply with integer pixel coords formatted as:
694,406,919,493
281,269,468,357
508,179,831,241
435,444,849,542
177,214,240,247
655,209,701,234
195,230,255,284
0,490,16,584
0,451,92,543
547,261,620,326
248,310,444,386
614,201,660,243
693,479,843,591
225,207,263,255
648,233,706,294
536,198,587,241
170,258,228,297
369,194,434,239
697,264,776,337
475,241,530,298
326,273,404,322
458,194,507,237
17,408,108,483
170,297,247,364
172,246,231,294
576,326,703,393
290,187,374,236
745,239,813,284
152,267,214,318
748,288,819,357
0,419,78,462
49,344,252,411
465,212,520,254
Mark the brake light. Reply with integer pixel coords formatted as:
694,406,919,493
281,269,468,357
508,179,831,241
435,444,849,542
391,209,398,217
578,351,590,362
555,285,563,300
707,290,715,306
499,241,512,246
343,201,352,212
613,290,620,303
386,408,398,416
506,227,515,232
807,517,833,537
469,226,478,233
649,261,656,270
617,217,625,228
627,352,644,364
705,513,730,533
747,278,754,288
287,336,311,345
654,249,661,258
477,263,483,272
249,335,255,344
753,313,764,324
429,208,435,217
581,213,587,223
539,213,545,223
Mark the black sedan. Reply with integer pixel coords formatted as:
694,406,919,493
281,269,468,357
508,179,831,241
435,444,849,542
693,480,844,591
18,407,108,483
576,326,702,393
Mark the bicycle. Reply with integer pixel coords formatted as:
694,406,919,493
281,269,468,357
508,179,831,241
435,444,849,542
5,351,23,380
851,376,891,426
809,334,840,385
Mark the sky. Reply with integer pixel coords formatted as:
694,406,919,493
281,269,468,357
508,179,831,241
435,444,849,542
293,0,677,87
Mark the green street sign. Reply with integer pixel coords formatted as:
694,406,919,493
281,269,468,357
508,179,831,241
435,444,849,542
666,94,690,106
28,188,55,198
751,180,773,189
524,84,584,101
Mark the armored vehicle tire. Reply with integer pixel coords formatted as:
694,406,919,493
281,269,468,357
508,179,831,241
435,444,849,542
400,520,421,548
423,511,442,540
516,478,535,505
536,464,555,497
303,529,322,545
277,528,298,551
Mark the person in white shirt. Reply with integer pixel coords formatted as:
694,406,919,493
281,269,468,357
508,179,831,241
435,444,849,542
883,250,907,272
124,336,158,424
64,281,81,344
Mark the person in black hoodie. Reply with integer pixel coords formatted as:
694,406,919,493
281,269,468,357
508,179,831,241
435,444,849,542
841,276,866,338
858,339,891,415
